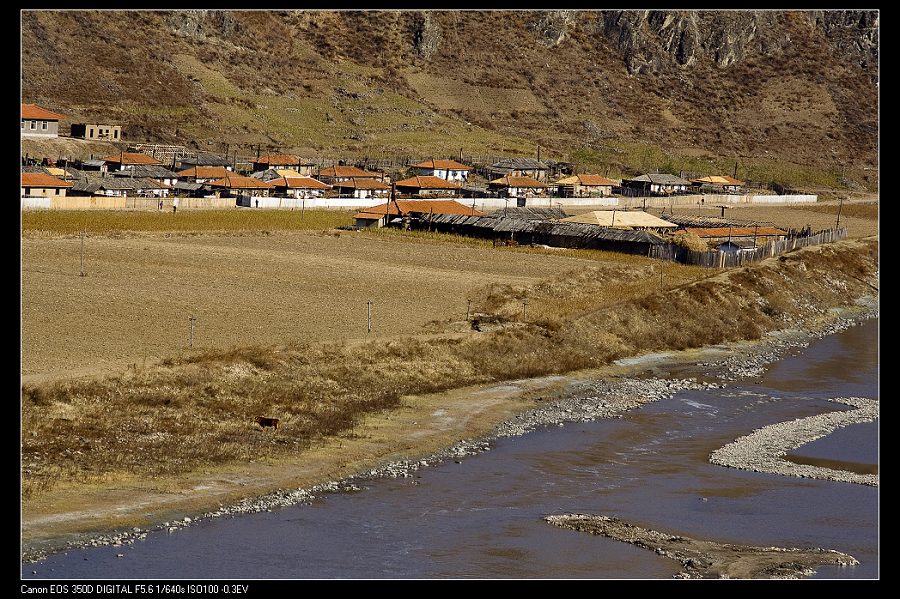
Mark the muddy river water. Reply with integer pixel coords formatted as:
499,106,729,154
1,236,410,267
23,319,878,580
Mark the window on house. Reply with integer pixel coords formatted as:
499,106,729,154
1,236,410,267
42,121,48,130
30,121,36,129
55,188,60,195
114,129,119,139
21,121,24,129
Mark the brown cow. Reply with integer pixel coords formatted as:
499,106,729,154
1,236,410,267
254,416,280,431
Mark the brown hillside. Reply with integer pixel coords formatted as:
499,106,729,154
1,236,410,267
21,10,878,189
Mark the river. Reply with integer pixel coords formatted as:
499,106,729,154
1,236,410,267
22,318,878,580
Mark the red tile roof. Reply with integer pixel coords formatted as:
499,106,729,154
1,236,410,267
686,226,787,238
101,152,162,166
253,153,301,166
334,177,390,190
21,103,67,121
207,175,275,189
394,175,462,190
355,199,483,219
489,175,547,188
319,165,379,178
269,176,331,189
412,159,471,171
177,166,231,179
21,172,73,187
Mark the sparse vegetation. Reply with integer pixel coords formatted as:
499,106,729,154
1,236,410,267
20,10,877,191
21,230,878,499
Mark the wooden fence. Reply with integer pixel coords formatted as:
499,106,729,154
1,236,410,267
649,228,849,268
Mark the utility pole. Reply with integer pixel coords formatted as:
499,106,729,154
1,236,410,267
367,300,372,335
79,230,85,277
835,196,844,230
466,299,472,321
189,315,197,348
522,298,528,322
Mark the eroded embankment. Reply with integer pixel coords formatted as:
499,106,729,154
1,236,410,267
21,237,878,561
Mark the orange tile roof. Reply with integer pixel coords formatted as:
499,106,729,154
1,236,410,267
394,175,461,190
686,226,787,238
253,153,301,166
101,152,162,166
21,103,67,121
177,166,231,179
319,165,379,178
207,175,275,189
21,172,73,187
556,174,617,186
489,175,547,188
355,199,483,219
269,176,331,189
412,159,471,171
334,177,390,190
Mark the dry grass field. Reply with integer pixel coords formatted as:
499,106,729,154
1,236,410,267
23,222,685,383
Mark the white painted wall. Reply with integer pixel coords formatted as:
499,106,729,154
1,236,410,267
21,196,52,209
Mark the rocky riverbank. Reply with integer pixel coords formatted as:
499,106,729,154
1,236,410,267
21,303,878,566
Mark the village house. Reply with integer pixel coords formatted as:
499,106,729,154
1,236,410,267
488,175,548,198
110,164,179,187
101,151,163,172
269,175,331,199
177,166,233,184
21,103,66,138
411,159,471,182
21,172,73,197
205,174,274,198
70,123,122,142
69,177,139,197
177,153,234,171
717,238,760,254
252,153,316,176
489,158,550,183
353,199,483,229
554,174,617,197
690,175,746,194
621,173,691,196
393,175,461,198
332,177,390,199
76,159,107,173
317,165,382,185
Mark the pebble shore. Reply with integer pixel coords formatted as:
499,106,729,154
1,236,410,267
709,396,879,486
